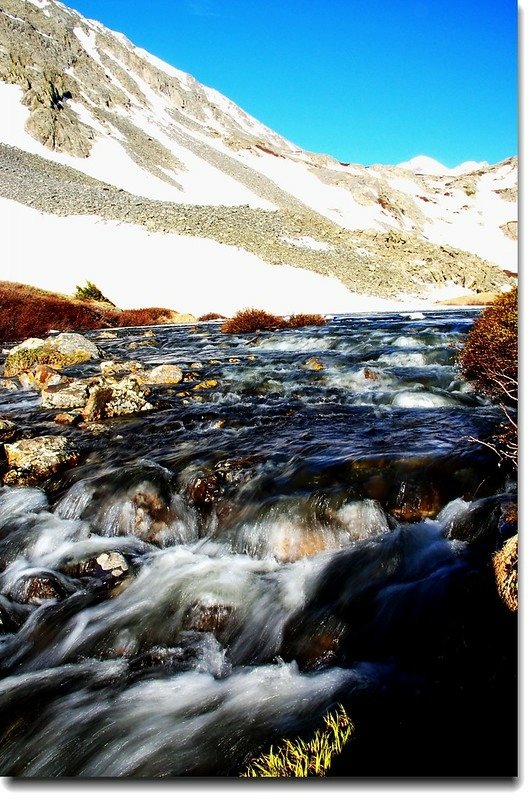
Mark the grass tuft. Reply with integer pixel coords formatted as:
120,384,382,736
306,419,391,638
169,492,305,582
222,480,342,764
241,704,353,778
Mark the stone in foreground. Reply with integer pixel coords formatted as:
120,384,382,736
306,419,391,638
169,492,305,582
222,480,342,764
3,435,80,484
4,333,102,377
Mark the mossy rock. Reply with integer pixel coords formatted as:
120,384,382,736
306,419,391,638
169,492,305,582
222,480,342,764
3,345,95,378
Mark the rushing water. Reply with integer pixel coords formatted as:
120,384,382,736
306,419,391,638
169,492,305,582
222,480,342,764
0,311,517,777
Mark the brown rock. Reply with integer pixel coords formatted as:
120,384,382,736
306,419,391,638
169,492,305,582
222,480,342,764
41,380,89,410
54,412,81,426
13,574,69,605
389,477,443,522
363,368,379,380
193,379,218,391
100,360,144,377
82,377,152,421
0,418,17,443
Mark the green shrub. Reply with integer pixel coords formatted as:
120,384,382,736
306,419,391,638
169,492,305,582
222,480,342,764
241,705,353,778
74,281,115,306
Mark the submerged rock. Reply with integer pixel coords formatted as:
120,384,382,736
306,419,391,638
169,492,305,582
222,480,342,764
77,551,130,583
100,360,144,377
305,357,325,371
183,602,235,637
3,435,80,485
10,572,73,605
0,594,30,634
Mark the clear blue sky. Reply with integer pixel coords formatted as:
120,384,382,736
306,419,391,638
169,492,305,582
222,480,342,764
63,0,517,167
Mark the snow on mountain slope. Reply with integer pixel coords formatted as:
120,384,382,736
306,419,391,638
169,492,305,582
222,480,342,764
0,196,400,315
0,0,518,312
396,156,453,176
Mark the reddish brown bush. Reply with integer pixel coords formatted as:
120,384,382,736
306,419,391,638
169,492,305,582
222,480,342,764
221,308,287,334
118,308,177,327
286,314,326,328
0,281,189,343
459,287,518,468
199,313,227,322
459,287,517,402
0,281,120,341
221,308,326,334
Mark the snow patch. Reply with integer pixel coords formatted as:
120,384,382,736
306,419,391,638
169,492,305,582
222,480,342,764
397,155,452,176
73,26,103,67
0,197,403,316
280,236,334,252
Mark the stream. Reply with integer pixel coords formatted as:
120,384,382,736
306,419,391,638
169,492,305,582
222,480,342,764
0,310,517,777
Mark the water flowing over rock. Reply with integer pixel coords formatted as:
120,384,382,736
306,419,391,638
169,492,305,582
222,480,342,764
0,310,517,778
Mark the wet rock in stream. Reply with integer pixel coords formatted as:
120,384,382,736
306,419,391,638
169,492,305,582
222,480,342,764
3,435,81,486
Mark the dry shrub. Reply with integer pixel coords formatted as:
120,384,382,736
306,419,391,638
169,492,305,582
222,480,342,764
117,308,176,327
0,281,120,341
287,313,325,328
221,309,325,334
0,282,188,343
198,313,227,321
459,287,518,468
221,308,287,334
492,534,518,612
459,287,517,402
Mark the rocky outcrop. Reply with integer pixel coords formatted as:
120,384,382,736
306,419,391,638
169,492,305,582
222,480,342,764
0,0,517,301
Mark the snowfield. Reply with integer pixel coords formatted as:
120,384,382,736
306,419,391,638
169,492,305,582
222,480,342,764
0,197,404,316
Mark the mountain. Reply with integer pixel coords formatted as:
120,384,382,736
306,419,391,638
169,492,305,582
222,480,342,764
0,0,517,315
395,156,490,177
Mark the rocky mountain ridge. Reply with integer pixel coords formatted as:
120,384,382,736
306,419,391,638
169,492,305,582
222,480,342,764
0,0,517,313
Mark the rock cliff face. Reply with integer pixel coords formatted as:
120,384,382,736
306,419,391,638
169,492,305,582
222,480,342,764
0,0,517,311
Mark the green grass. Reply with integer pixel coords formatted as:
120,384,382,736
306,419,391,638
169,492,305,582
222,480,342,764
241,704,353,778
